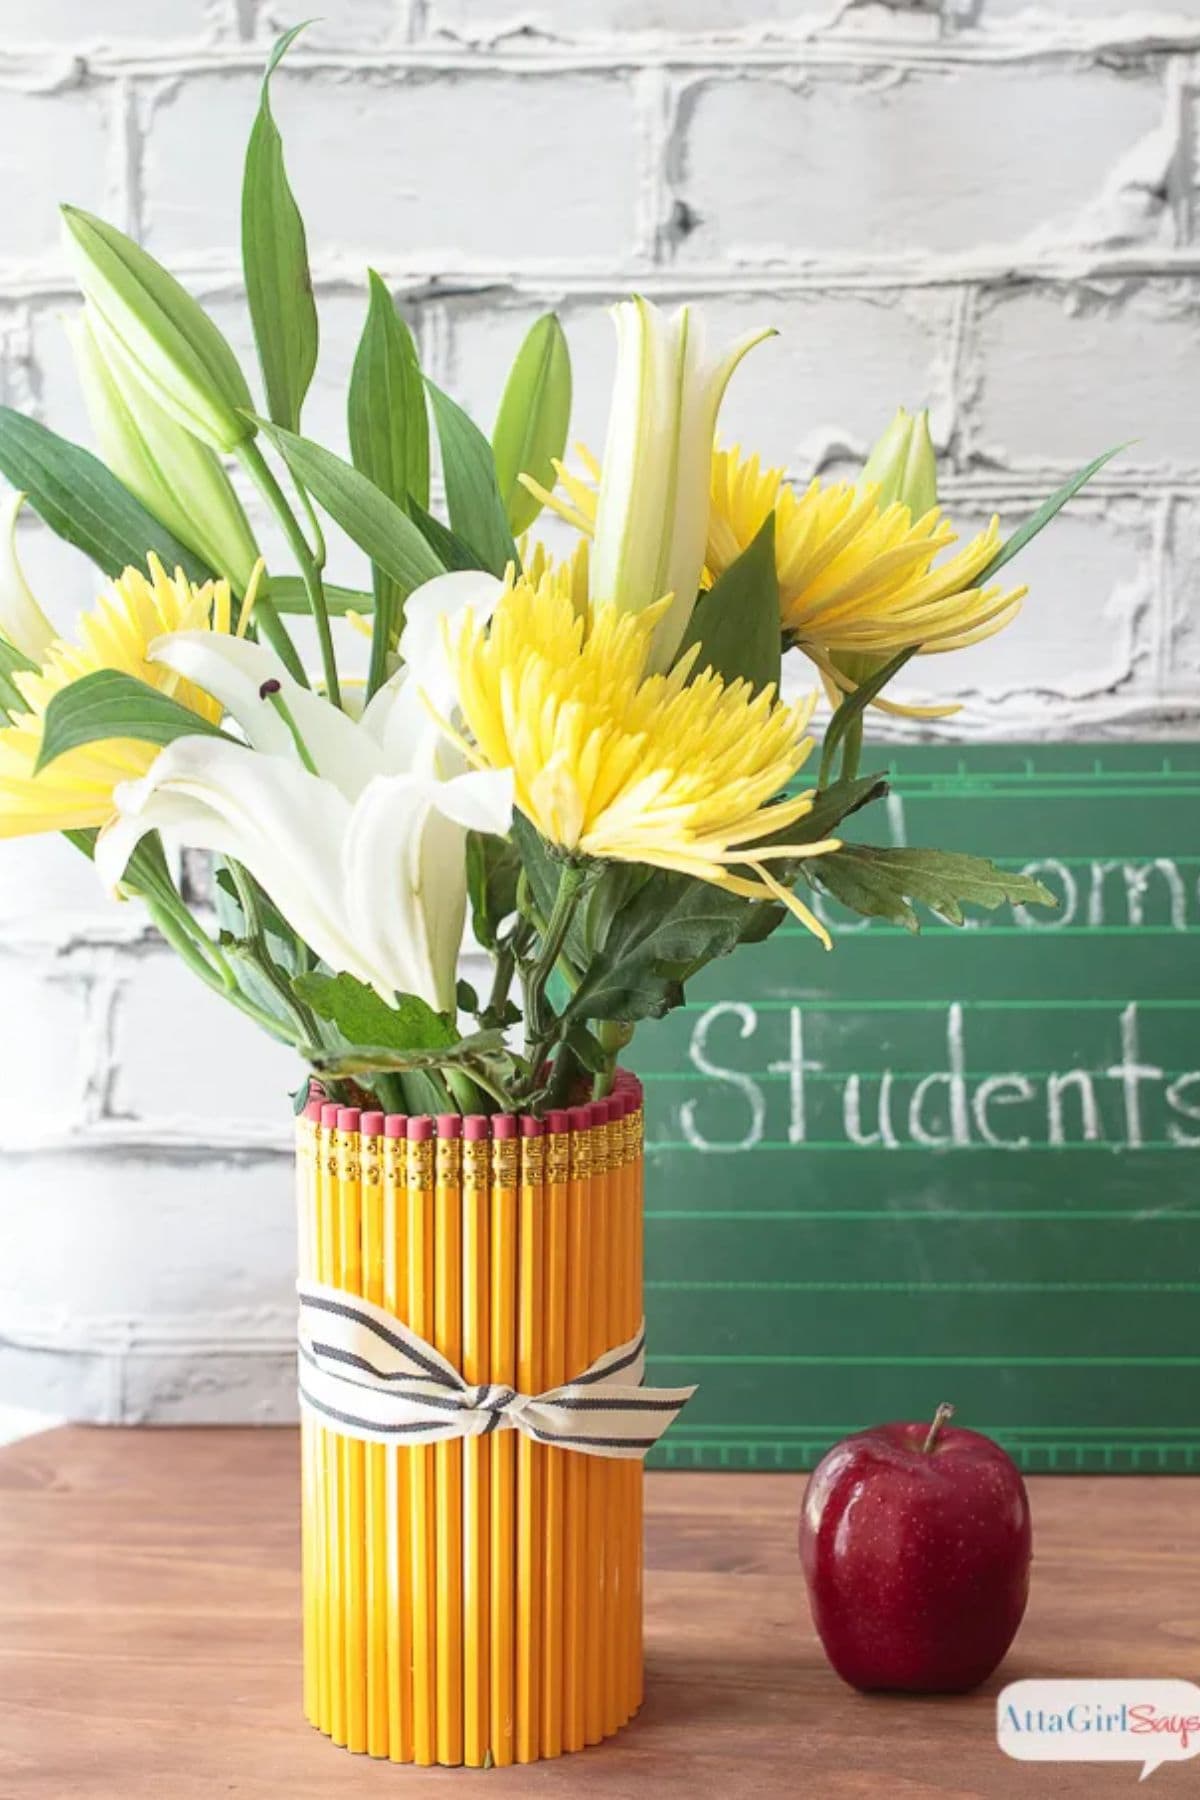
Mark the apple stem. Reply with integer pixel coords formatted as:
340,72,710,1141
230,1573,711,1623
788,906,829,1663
922,1402,955,1454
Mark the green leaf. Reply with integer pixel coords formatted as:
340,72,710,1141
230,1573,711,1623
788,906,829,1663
408,498,490,574
242,25,319,433
492,313,572,537
293,971,457,1054
817,648,913,788
466,830,521,952
348,271,429,516
567,873,767,1024
809,844,1057,933
978,445,1125,585
427,380,520,580
256,421,444,599
677,512,781,696
0,407,212,583
348,272,430,687
265,576,373,615
35,668,226,773
0,632,38,721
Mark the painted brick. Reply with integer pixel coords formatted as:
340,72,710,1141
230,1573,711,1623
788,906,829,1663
0,963,91,1141
258,0,402,46
971,281,1200,474
111,950,304,1128
0,1,221,43
0,86,112,264
425,0,830,36
143,68,641,266
672,65,1166,263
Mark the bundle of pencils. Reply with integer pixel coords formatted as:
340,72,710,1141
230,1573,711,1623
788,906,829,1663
296,1075,646,1767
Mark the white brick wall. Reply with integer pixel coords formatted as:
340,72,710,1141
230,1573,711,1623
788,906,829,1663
2,0,1198,1423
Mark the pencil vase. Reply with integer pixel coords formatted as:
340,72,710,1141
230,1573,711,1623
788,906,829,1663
295,1076,646,1766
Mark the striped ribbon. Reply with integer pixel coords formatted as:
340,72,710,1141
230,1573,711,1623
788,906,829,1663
297,1279,696,1459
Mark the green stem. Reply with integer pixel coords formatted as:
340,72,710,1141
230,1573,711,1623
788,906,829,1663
366,577,392,704
840,715,864,783
523,861,587,1056
250,592,308,687
227,860,320,1051
238,439,342,708
145,899,297,1044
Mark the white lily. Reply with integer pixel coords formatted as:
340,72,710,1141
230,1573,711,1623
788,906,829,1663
590,296,774,672
95,626,513,1014
0,491,56,664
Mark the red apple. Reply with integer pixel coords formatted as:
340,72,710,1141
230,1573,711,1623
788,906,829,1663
799,1403,1031,1693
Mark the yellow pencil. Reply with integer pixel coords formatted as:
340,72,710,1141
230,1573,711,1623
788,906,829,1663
337,1108,368,1754
584,1101,612,1746
359,1110,389,1758
629,1086,646,1720
489,1114,519,1767
603,1094,629,1738
561,1103,592,1752
298,1099,322,1728
319,1101,345,1745
407,1115,437,1765
382,1115,413,1763
434,1115,464,1766
461,1116,491,1768
516,1117,545,1762
539,1109,570,1759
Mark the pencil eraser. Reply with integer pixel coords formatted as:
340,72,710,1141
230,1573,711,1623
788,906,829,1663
408,1115,433,1142
567,1104,591,1134
384,1114,407,1139
320,1102,340,1130
361,1111,384,1136
520,1114,544,1137
463,1115,490,1140
436,1113,462,1138
337,1107,361,1134
544,1109,570,1134
492,1113,518,1139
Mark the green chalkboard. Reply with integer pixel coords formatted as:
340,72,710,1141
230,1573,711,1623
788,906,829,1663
641,743,1200,1475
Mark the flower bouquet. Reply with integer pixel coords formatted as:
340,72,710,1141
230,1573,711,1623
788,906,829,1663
0,27,1114,1771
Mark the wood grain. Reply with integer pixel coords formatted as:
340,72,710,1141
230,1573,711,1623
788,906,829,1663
0,1428,1195,1799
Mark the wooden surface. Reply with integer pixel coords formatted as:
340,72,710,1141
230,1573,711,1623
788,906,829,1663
0,1430,1196,1799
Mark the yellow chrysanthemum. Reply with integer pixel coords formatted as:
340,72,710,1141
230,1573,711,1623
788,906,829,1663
0,554,236,838
443,567,841,947
707,445,1025,716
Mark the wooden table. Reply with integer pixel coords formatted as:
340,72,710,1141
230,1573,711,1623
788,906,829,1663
0,1429,1195,1798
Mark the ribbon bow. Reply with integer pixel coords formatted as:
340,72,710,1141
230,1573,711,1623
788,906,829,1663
297,1280,695,1459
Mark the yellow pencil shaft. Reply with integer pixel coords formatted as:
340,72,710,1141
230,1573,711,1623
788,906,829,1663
435,1133,464,1767
407,1132,437,1766
540,1138,569,1760
338,1124,368,1754
361,1130,389,1758
297,1121,320,1728
585,1133,611,1746
319,1122,347,1746
489,1135,518,1768
516,1133,545,1762
562,1133,591,1754
630,1106,645,1718
462,1138,491,1768
383,1132,413,1764
604,1120,630,1737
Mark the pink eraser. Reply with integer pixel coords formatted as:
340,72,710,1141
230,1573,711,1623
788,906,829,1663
320,1102,340,1130
337,1107,361,1134
303,1097,322,1123
384,1114,407,1139
492,1114,518,1139
545,1109,570,1134
588,1100,611,1128
361,1110,384,1136
408,1115,433,1142
436,1113,462,1138
463,1115,489,1141
567,1104,590,1134
520,1114,544,1137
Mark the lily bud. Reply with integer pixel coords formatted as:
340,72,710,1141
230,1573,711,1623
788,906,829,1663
62,205,254,453
860,407,938,519
0,490,56,665
591,296,773,673
68,307,260,593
